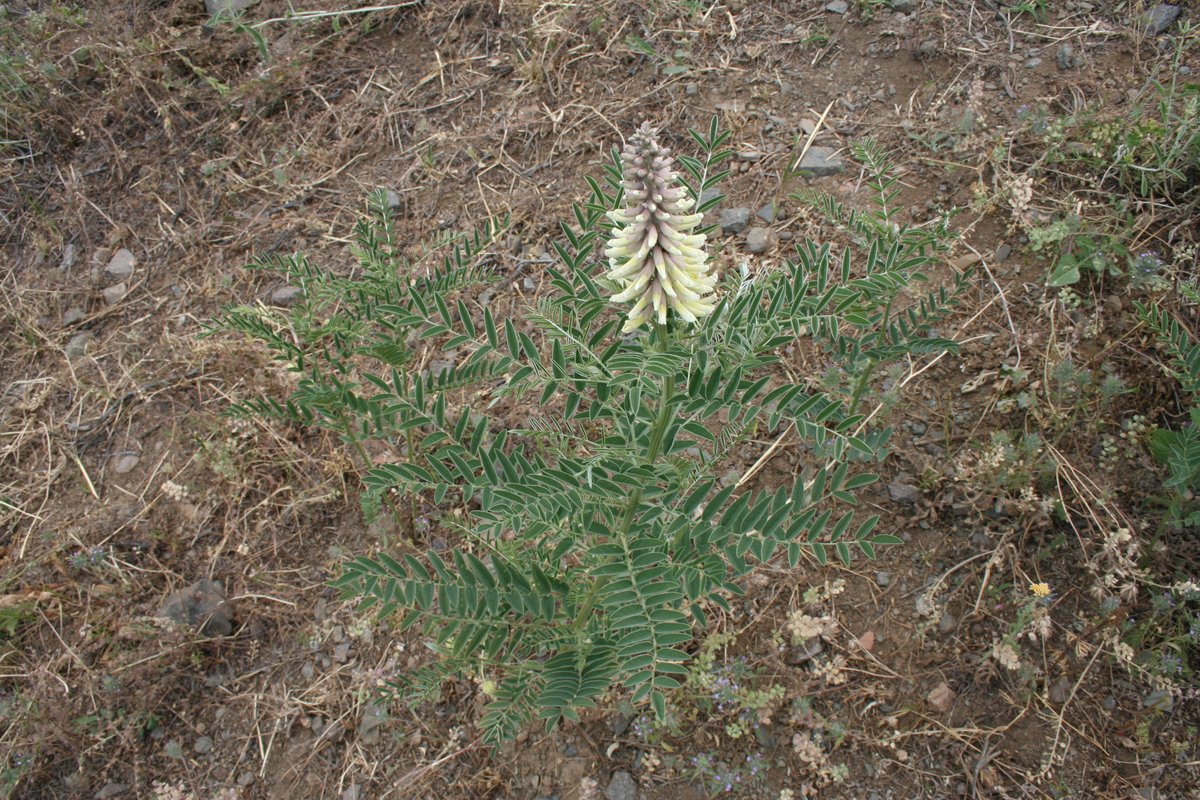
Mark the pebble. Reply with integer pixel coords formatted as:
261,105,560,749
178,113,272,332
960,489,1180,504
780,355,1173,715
1142,4,1181,35
994,243,1012,263
794,146,844,176
888,478,920,503
875,571,891,587
914,39,938,60
96,784,129,798
158,579,234,637
237,772,256,787
825,0,849,13
105,248,136,278
890,0,914,10
938,612,957,634
745,227,771,254
778,231,793,241
102,283,127,306
271,285,302,306
737,149,763,163
60,243,78,272
66,333,90,360
1056,44,1075,70
756,202,777,223
799,118,818,136
1024,57,1042,69
786,637,824,665
718,207,751,234
1049,676,1072,704
1143,689,1174,711
358,700,387,745
194,735,213,755
112,454,140,474
685,83,699,96
604,770,638,800
63,307,86,326
1181,65,1192,76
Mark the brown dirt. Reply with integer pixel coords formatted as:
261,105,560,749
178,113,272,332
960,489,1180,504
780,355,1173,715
2,1,1198,798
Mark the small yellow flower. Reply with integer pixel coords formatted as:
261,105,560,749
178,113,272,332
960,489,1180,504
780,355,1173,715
1029,582,1052,599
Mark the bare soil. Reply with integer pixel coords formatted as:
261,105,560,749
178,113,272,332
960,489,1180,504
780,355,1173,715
2,1,1198,799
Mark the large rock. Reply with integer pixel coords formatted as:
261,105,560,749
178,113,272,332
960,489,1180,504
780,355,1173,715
1142,4,1181,35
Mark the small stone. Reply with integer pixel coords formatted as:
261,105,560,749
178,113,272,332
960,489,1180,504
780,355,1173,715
718,207,751,234
778,231,793,241
358,700,387,745
914,39,938,60
927,682,956,712
1056,44,1075,70
794,146,844,176
910,421,927,436
1142,4,1181,35
112,454,140,474
205,0,260,14
66,333,90,360
699,187,721,208
888,478,920,503
63,771,89,793
1024,57,1042,69
1049,676,1072,704
105,248,136,278
63,308,86,326
1101,694,1116,711
890,0,914,10
604,770,637,800
102,283,127,306
685,83,699,96
1143,689,1174,711
745,227,771,254
994,243,1012,263
938,612,957,634
194,735,213,755
158,579,233,637
237,772,256,787
824,0,849,13
786,637,824,665
385,189,403,209
96,784,130,799
737,149,763,162
755,202,778,223
333,642,351,662
60,243,78,272
799,118,818,136
1181,65,1192,76
341,786,360,800
875,571,891,587
271,285,302,306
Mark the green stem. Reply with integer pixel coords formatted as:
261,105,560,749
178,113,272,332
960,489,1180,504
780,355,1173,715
572,322,676,631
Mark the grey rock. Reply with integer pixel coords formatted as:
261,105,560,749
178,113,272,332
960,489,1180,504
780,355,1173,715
1181,65,1192,75
271,285,302,306
778,231,793,241
102,282,127,306
890,0,915,10
914,39,938,59
1143,689,1174,711
799,118,818,136
994,243,1012,263
66,333,90,360
745,227,771,254
699,187,721,208
158,579,233,636
786,637,824,665
96,784,129,799
794,146,844,176
685,83,699,97
875,571,891,587
385,190,403,210
1102,694,1116,711
341,786,360,800
887,478,920,503
755,202,778,223
63,307,86,326
205,0,260,15
1056,44,1075,70
358,700,387,745
194,735,213,755
909,421,927,436
105,248,136,278
938,612,957,634
237,772,256,787
112,454,140,474
60,243,78,272
1024,57,1042,69
1049,676,1072,704
737,149,763,163
604,770,637,800
719,207,751,234
333,642,351,663
825,0,849,13
1142,4,1181,35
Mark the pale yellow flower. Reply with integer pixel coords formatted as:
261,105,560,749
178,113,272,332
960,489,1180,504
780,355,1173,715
605,123,717,331
1029,582,1052,599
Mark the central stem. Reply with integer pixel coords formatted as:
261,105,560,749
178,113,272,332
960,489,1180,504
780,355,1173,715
572,322,675,630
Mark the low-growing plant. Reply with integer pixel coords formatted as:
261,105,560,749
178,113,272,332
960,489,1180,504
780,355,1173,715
218,118,961,743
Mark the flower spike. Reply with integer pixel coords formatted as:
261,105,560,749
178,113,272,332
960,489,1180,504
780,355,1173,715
605,124,716,332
